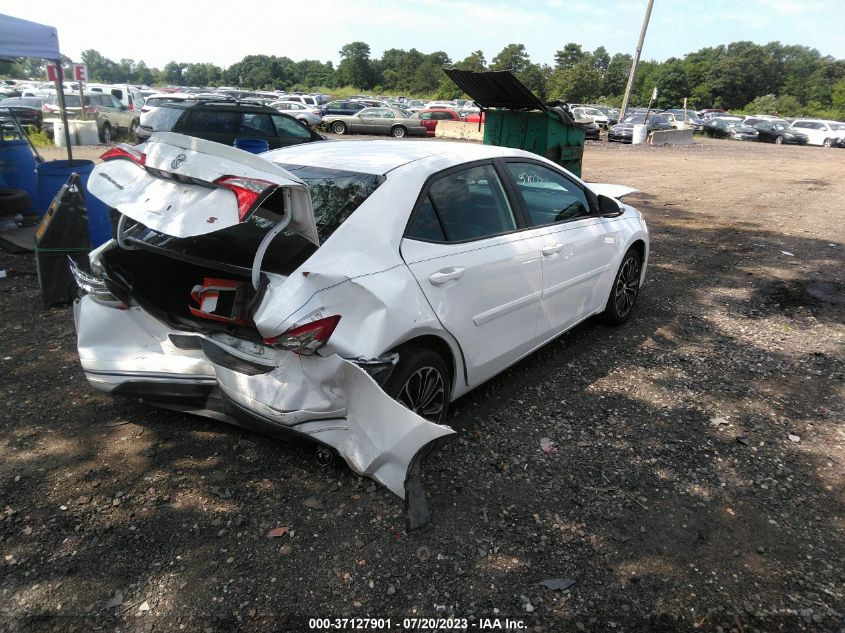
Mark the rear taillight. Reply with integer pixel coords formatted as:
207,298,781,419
264,315,341,356
84,106,97,114
128,103,135,112
99,145,146,167
213,176,277,221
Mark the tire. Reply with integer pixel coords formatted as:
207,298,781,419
101,123,112,144
823,138,832,148
0,188,30,216
383,347,450,424
775,135,784,145
331,121,347,135
129,121,138,139
391,125,407,138
601,248,642,325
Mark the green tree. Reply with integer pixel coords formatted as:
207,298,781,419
336,42,375,89
554,43,586,70
548,63,601,103
491,44,531,74
603,53,632,97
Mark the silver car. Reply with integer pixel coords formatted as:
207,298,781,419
269,100,323,127
323,107,427,138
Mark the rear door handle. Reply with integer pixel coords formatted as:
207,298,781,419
429,267,466,286
542,244,563,256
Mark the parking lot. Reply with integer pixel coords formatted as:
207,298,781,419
1,138,843,632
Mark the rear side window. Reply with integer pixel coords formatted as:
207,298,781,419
272,114,311,139
144,105,184,131
408,164,517,243
185,110,240,134
275,164,385,243
110,88,124,101
506,162,591,225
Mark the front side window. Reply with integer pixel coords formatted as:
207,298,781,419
407,164,517,243
506,162,591,225
240,113,275,136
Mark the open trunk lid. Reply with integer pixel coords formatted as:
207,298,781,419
88,132,319,245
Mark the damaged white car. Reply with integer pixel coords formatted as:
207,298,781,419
73,132,649,527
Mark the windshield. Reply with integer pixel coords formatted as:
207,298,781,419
143,105,183,130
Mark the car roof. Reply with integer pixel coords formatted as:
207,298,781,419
158,100,278,113
264,139,541,175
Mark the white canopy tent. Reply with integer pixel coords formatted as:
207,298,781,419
0,13,73,159
0,13,61,60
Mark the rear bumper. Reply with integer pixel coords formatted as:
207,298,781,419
73,296,455,527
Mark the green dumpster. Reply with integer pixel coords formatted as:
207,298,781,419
443,68,586,177
483,109,585,178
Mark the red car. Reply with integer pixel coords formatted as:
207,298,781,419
415,108,461,136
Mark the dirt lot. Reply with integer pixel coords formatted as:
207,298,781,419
1,139,843,633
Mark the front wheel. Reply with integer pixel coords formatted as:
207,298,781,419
331,121,347,135
391,125,407,138
601,248,642,325
823,138,832,148
383,347,450,424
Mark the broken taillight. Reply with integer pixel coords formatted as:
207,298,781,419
99,145,147,167
213,176,278,221
264,315,341,356
69,258,127,309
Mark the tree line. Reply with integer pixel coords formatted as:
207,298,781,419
2,40,843,118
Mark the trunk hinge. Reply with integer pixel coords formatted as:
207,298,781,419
251,190,293,290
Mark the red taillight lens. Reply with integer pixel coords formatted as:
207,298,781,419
264,315,341,356
213,176,277,221
128,103,135,112
99,145,146,167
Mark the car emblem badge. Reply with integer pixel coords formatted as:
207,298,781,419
170,154,187,170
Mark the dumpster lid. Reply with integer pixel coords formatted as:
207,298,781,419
443,69,546,112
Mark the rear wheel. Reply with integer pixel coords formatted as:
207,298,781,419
775,135,784,145
823,138,832,148
391,125,407,138
331,121,347,135
383,347,450,425
100,123,112,144
601,248,642,325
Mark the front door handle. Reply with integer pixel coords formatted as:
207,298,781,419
541,244,563,256
429,267,466,286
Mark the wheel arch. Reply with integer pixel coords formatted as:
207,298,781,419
390,333,461,397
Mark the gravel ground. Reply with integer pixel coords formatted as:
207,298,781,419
1,138,843,633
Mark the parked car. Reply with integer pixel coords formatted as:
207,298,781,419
751,120,808,145
85,83,144,116
0,97,44,129
415,108,461,136
698,108,726,120
76,135,648,511
404,99,426,113
570,106,609,127
323,107,426,138
139,92,195,126
320,100,367,116
268,101,322,127
577,119,600,140
134,100,324,148
283,94,319,108
703,117,759,141
661,110,705,131
42,92,137,143
607,113,674,143
789,119,845,147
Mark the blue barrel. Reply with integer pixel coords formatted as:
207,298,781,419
35,159,113,248
234,138,269,154
0,140,38,214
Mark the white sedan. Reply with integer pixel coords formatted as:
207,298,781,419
75,134,648,526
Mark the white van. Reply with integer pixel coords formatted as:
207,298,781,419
85,83,144,115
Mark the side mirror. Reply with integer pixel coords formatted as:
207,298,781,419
598,194,623,217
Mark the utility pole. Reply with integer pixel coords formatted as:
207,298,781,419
619,0,656,122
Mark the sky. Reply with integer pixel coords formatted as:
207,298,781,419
4,0,843,70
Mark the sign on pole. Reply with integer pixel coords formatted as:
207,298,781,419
46,62,59,82
73,64,88,82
